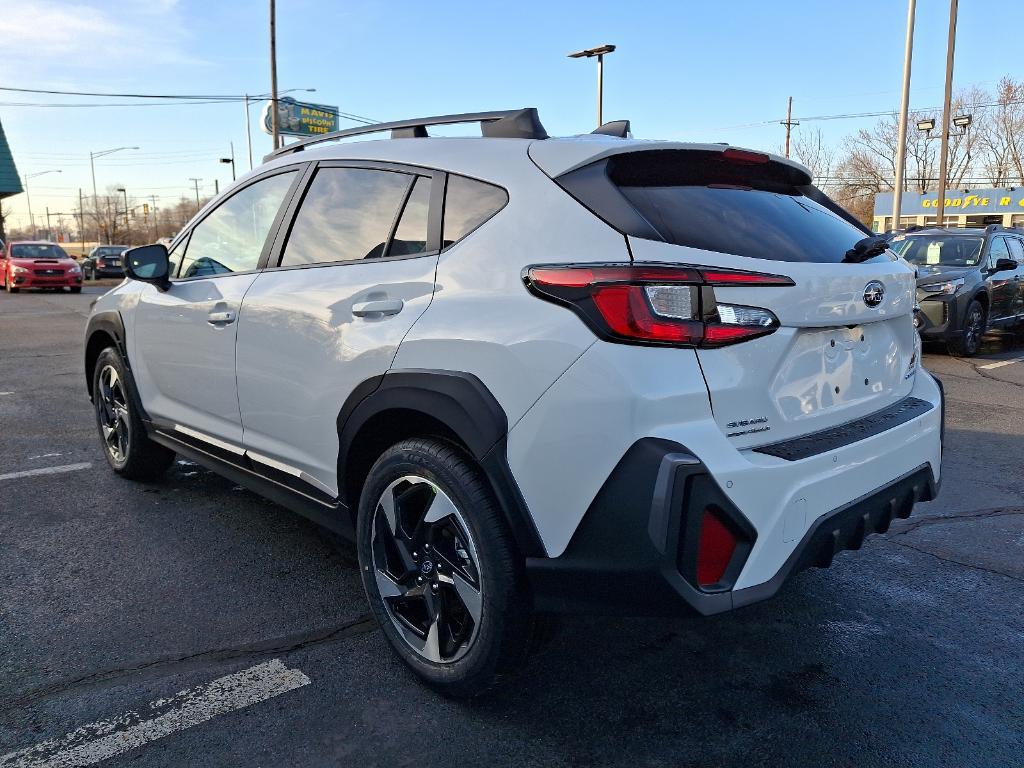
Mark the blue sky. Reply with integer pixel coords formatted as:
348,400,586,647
1,0,1020,231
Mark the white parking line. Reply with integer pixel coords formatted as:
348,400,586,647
0,659,311,768
978,357,1024,370
0,463,92,482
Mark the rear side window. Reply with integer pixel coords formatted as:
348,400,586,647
559,149,869,263
281,167,421,266
442,175,507,247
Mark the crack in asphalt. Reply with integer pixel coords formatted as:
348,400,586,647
884,538,1024,584
973,364,1024,390
0,614,376,712
888,507,1024,536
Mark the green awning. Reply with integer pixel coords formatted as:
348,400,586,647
0,117,22,199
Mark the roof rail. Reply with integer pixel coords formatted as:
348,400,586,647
264,108,548,162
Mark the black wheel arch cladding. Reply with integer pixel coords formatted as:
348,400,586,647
337,369,547,558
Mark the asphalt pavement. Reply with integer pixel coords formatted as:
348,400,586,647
1,285,1022,767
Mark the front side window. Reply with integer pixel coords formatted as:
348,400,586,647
178,171,295,278
987,237,1011,267
893,235,984,267
281,168,418,267
442,175,508,247
1007,237,1024,263
167,233,191,278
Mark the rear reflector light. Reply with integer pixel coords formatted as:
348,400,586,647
696,509,737,587
523,263,790,348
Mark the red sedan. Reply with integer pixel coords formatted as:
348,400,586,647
0,241,83,294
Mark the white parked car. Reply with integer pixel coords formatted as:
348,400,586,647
84,109,943,696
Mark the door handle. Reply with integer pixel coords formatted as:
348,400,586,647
207,310,236,325
352,299,404,317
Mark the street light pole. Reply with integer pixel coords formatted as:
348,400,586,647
89,146,138,245
219,143,237,181
23,169,62,240
269,0,280,150
936,0,959,228
892,0,917,231
117,188,130,242
244,94,254,170
568,44,616,128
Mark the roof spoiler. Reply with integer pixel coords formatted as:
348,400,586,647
264,108,548,162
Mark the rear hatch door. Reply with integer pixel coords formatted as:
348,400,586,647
548,145,919,449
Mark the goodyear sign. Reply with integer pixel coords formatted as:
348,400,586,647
261,97,340,137
874,188,1024,216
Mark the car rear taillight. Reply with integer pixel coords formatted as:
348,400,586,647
524,263,792,348
696,509,737,587
96,259,106,268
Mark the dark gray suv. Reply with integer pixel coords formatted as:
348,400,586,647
891,226,1024,356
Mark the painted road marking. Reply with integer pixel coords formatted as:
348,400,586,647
0,463,92,482
978,357,1024,370
0,659,311,768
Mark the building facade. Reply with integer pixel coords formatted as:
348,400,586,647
872,188,1024,232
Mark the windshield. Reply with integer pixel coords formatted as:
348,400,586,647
10,244,69,259
892,235,983,267
97,247,125,256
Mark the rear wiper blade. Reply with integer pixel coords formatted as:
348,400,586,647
844,235,891,263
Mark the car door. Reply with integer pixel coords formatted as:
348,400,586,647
985,236,1016,323
1006,236,1024,318
235,163,442,498
130,167,301,450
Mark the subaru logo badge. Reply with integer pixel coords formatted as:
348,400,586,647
863,281,885,308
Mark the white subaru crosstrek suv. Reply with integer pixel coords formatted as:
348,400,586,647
85,109,943,696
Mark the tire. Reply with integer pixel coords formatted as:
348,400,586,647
92,346,175,480
357,438,533,698
948,299,985,357
70,286,82,293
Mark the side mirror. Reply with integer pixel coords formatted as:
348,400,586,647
994,257,1018,273
125,244,171,290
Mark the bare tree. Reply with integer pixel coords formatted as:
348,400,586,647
788,126,836,191
976,76,1024,186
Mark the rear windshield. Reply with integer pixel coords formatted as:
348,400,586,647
97,247,126,256
606,151,868,263
891,235,983,266
10,244,68,259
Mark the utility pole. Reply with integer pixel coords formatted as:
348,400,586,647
936,0,959,228
45,207,52,241
79,188,85,253
269,0,280,150
214,179,220,196
151,195,158,241
190,178,202,211
781,96,799,158
892,0,917,231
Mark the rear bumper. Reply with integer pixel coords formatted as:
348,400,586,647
526,372,944,616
